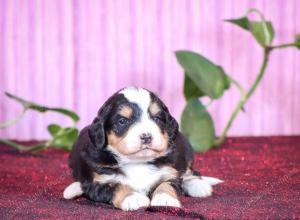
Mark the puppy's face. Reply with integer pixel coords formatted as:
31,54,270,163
100,87,175,162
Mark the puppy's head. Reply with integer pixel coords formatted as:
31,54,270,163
88,87,178,163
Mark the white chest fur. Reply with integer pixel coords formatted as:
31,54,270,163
121,164,165,193
96,164,176,194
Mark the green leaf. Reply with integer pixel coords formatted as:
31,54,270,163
295,34,300,49
180,98,215,152
183,73,205,100
5,92,80,122
218,66,231,90
50,127,78,151
47,108,80,121
47,124,62,137
225,16,275,47
176,51,230,100
225,17,250,30
250,21,274,47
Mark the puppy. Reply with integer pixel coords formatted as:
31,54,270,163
63,87,222,211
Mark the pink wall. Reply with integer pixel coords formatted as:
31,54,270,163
0,0,299,140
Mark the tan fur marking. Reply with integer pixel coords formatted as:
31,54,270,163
107,131,132,155
149,102,161,115
112,185,134,208
93,172,104,182
162,132,169,149
161,166,178,181
185,168,192,176
152,182,178,199
119,105,133,118
93,172,114,184
182,168,199,181
108,130,170,158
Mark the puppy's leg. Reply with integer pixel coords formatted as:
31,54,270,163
117,190,150,211
63,181,83,199
82,181,149,211
150,181,181,208
182,169,223,198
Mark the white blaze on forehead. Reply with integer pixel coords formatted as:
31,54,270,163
119,87,151,115
118,87,164,160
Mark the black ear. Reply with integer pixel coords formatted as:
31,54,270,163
88,117,106,150
166,112,179,142
88,100,113,150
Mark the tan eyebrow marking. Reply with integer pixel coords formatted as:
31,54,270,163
149,102,161,115
118,105,133,118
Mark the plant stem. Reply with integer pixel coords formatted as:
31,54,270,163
215,39,298,146
270,43,299,50
214,48,270,146
228,76,246,98
0,139,47,152
0,108,27,129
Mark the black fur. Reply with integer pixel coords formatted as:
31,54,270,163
81,180,119,204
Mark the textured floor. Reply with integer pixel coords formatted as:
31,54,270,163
0,136,299,220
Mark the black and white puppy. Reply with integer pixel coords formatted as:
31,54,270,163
63,87,222,211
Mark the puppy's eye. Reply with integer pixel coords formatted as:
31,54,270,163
118,117,129,126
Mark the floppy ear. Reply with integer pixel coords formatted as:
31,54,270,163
88,117,106,150
88,101,113,150
166,112,179,142
152,93,179,143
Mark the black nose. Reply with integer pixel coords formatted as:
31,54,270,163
140,133,152,145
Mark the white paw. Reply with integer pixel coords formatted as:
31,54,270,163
151,193,181,208
183,178,212,198
63,182,83,199
121,192,150,211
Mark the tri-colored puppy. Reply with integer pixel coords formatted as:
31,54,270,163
63,87,222,211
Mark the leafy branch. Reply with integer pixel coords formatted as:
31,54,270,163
1,8,299,153
176,8,300,152
0,93,80,152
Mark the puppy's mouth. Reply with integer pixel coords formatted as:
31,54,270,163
128,145,162,157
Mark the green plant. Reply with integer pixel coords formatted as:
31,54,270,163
176,9,300,152
1,9,299,153
0,92,80,152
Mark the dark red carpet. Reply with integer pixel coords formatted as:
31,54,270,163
0,136,299,219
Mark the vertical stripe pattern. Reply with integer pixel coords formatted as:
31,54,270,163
0,0,299,139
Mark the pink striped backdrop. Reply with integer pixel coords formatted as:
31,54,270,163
0,0,299,140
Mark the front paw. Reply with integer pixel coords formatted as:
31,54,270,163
120,192,150,211
151,193,181,208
